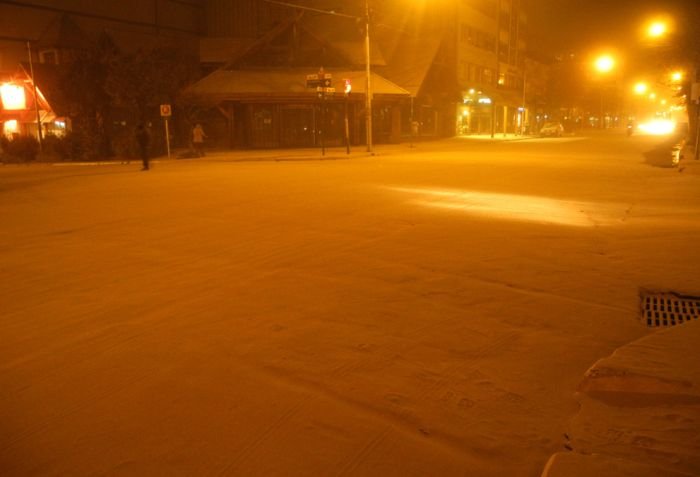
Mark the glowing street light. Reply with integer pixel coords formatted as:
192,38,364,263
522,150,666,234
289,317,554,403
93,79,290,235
633,82,648,95
671,71,683,82
647,21,667,38
593,55,616,129
649,92,657,101
594,55,615,74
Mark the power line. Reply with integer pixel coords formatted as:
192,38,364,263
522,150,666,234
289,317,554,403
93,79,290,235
0,0,201,35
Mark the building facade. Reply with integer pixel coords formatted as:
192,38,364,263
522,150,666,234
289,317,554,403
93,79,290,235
2,0,547,152
455,0,531,135
0,0,203,141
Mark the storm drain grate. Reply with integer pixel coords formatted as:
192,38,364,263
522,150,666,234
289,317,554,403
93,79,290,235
641,291,700,328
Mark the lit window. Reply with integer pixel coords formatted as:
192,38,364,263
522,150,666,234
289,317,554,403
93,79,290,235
3,119,19,137
1,83,27,110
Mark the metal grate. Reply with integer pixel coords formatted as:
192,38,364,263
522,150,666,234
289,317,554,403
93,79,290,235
641,292,700,328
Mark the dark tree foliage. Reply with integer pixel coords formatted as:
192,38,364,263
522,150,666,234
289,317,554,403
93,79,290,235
60,32,119,159
55,32,198,159
106,46,198,124
105,46,199,156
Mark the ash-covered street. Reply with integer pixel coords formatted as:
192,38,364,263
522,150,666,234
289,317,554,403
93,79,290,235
2,133,699,476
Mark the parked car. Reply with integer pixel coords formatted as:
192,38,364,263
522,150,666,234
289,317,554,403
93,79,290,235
539,122,564,137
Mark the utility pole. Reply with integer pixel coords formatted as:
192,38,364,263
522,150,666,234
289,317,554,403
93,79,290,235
26,40,43,152
492,0,502,138
364,0,373,153
521,70,527,135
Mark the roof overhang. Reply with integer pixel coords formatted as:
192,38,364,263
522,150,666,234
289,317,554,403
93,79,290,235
184,68,411,105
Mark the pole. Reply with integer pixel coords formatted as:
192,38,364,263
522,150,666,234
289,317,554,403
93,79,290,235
521,71,526,135
164,118,171,159
344,93,350,154
321,92,326,156
26,41,43,152
694,101,700,160
365,0,373,153
492,0,501,139
409,96,414,148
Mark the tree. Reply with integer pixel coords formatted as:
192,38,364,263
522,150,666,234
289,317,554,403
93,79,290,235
106,46,199,153
60,31,119,159
107,47,198,122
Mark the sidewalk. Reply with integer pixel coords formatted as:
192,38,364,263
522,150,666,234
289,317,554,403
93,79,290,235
43,142,425,167
456,133,536,142
679,144,700,175
542,318,700,476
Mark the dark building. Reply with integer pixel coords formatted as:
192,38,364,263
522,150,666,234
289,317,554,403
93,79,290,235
2,0,546,151
193,0,465,149
0,0,203,141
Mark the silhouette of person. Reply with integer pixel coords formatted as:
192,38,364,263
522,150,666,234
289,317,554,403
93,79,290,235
192,123,206,157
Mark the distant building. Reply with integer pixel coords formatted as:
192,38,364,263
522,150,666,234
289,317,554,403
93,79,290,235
0,0,202,141
454,0,531,135
0,0,202,69
0,65,59,139
193,0,470,148
2,0,548,150
188,11,411,148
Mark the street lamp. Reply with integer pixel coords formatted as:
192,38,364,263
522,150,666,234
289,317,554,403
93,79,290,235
647,21,668,38
593,54,615,128
364,0,373,153
594,55,615,74
671,71,683,83
633,82,648,95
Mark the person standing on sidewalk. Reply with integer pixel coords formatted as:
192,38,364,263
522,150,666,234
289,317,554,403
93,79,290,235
136,123,150,171
192,123,206,157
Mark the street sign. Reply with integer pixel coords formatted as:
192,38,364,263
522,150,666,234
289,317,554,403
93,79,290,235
160,105,172,159
306,73,333,89
160,104,172,117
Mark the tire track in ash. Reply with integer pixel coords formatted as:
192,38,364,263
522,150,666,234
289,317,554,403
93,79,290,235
215,400,305,477
0,307,187,455
335,426,392,477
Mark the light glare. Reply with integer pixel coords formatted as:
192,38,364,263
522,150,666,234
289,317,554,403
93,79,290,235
1,83,27,110
387,187,605,227
633,82,648,95
594,55,615,73
648,21,667,37
638,119,676,135
3,119,19,137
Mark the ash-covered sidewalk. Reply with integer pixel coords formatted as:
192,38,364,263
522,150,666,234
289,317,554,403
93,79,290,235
543,318,700,476
542,140,700,476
